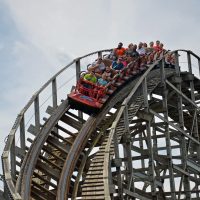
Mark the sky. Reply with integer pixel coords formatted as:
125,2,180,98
0,0,200,190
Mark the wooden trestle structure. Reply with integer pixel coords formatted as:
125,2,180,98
2,49,200,199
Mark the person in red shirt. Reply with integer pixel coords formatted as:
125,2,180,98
159,43,166,53
153,40,162,52
113,42,126,59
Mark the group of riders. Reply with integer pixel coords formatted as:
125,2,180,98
78,41,175,101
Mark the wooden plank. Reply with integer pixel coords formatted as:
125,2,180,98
32,180,56,197
61,114,83,130
123,188,152,200
33,171,57,188
47,135,71,154
36,160,60,180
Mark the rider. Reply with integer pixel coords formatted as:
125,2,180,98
112,42,126,59
88,57,106,77
111,57,124,70
153,40,162,52
97,73,109,87
83,71,97,84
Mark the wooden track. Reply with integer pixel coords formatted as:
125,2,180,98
19,67,155,200
2,49,200,200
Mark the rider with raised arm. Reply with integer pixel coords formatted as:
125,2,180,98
88,57,106,77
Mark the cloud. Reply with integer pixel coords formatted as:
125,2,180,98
4,0,112,55
4,0,200,54
0,43,4,51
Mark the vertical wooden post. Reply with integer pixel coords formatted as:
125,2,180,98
76,59,81,81
142,77,157,199
174,51,181,76
52,78,57,108
187,52,192,73
123,105,134,192
175,52,191,199
34,96,40,133
10,136,16,181
160,58,176,199
20,115,26,153
76,59,83,119
113,130,123,199
187,52,199,139
98,51,102,58
187,52,199,200
198,58,200,78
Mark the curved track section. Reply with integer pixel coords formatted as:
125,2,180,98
2,49,200,200
78,51,200,199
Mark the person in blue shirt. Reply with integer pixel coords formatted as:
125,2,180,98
111,57,124,70
94,73,110,99
97,73,109,87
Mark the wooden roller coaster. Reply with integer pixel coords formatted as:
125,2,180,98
2,49,200,199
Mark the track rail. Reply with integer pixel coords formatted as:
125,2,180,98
2,49,200,200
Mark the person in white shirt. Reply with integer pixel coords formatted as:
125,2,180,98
137,42,146,55
88,57,106,77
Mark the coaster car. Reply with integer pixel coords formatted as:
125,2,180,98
68,76,109,115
